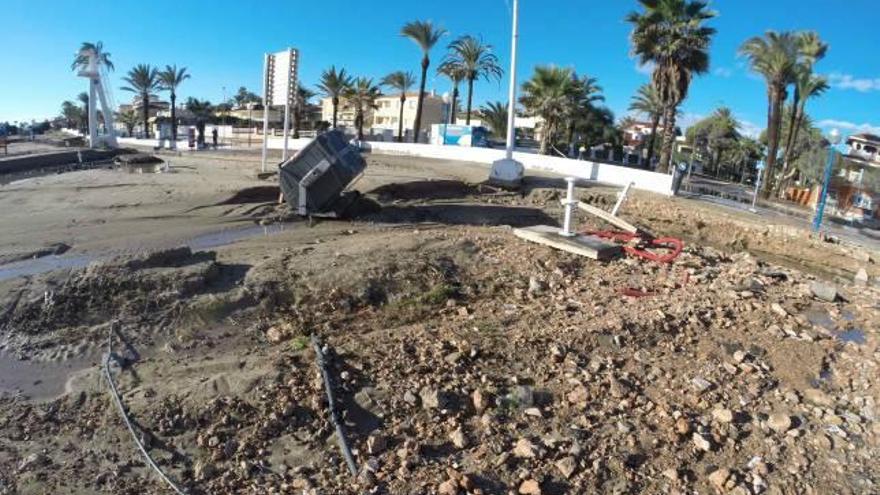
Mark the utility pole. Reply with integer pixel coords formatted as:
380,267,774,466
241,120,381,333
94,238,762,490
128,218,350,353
488,0,524,188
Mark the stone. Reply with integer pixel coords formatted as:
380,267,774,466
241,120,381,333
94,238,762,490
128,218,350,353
732,350,747,363
194,459,215,481
519,479,542,495
555,456,577,478
513,438,538,458
712,408,734,424
804,389,834,407
403,390,419,406
768,412,792,433
438,479,459,495
567,385,589,404
472,389,489,413
528,277,547,295
450,428,467,449
420,387,450,410
854,268,869,286
265,326,286,343
675,417,692,436
771,303,788,318
691,377,713,393
708,468,731,491
810,282,838,302
692,432,712,452
17,453,49,472
366,434,387,455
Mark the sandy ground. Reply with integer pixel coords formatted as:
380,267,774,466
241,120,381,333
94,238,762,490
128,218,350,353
0,147,878,494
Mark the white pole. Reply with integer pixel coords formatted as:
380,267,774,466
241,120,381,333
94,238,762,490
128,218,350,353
504,0,519,160
88,80,98,147
560,177,576,237
282,101,291,162
260,53,270,173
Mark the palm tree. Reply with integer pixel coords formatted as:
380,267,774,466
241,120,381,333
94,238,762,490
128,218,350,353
157,65,190,147
401,20,447,142
739,31,801,195
437,60,466,124
185,98,213,147
380,71,416,142
343,77,382,141
520,66,577,155
293,84,315,139
121,64,161,139
479,101,509,137
565,74,604,154
628,84,664,165
71,41,113,73
60,101,81,129
76,92,90,133
317,66,353,129
116,109,139,136
443,36,503,125
627,0,717,173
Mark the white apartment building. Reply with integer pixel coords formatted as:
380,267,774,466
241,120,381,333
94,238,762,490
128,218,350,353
321,92,447,138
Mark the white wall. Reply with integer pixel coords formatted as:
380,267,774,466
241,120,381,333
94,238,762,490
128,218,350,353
361,141,674,195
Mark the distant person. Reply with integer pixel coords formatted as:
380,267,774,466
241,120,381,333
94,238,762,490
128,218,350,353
212,128,218,149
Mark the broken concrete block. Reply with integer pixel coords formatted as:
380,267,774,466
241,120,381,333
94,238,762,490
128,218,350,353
810,281,838,302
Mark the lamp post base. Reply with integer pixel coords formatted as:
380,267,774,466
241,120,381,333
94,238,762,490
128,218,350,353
489,157,524,189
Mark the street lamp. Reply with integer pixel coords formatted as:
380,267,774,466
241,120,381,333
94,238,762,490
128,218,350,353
441,92,450,145
812,128,842,234
489,0,524,188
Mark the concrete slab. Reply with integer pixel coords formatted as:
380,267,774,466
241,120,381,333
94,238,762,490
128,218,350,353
513,225,622,260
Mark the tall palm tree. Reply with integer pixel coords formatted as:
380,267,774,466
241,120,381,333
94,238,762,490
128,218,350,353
401,20,447,142
520,65,576,155
185,98,213,147
76,92,90,133
60,101,81,129
71,41,113,72
628,84,664,165
157,65,190,147
627,0,717,173
116,108,139,136
121,64,161,139
343,77,382,141
566,74,604,154
437,60,466,124
380,71,416,142
443,36,504,125
317,66,353,129
739,31,801,195
293,84,315,138
479,101,509,137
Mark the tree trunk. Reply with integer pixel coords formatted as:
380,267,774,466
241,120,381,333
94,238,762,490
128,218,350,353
332,97,339,128
465,77,475,125
412,56,429,143
143,93,150,139
762,87,783,198
356,110,364,141
293,107,301,139
645,113,660,167
539,119,552,155
450,85,459,124
170,93,177,145
657,105,677,173
397,95,405,142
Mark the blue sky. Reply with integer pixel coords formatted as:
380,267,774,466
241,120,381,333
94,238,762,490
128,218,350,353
2,0,879,138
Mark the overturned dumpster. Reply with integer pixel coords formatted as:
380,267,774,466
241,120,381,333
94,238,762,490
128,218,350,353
278,130,366,217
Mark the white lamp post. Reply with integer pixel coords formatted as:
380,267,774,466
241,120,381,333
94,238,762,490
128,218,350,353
441,92,450,145
488,0,524,188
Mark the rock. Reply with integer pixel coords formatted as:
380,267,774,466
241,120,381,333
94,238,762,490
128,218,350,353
403,390,419,407
17,453,49,472
555,456,577,478
768,412,792,433
528,277,547,295
450,428,467,449
691,377,713,393
265,326,286,343
692,432,712,452
804,389,834,407
810,282,838,302
472,389,489,413
675,417,692,436
194,459,215,480
366,434,387,455
513,438,538,458
712,408,734,424
438,479,459,495
524,407,543,417
519,479,542,495
510,385,535,408
732,350,747,363
854,268,869,286
420,387,450,410
567,385,589,404
708,468,731,491
771,303,788,318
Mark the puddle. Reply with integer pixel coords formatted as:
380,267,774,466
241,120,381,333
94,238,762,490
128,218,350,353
0,352,101,401
0,223,294,282
836,328,866,345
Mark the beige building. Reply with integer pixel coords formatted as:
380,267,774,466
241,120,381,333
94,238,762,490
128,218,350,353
321,92,446,138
